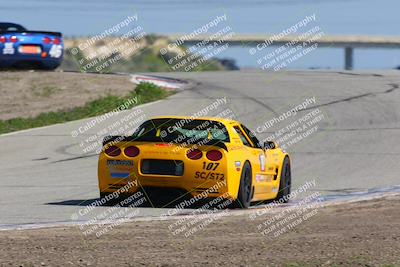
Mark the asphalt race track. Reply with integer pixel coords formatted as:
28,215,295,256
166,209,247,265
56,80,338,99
1,70,399,228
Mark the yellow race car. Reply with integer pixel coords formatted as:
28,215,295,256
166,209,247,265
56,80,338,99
98,116,291,208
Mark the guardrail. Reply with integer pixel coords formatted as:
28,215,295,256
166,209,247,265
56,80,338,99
166,34,400,70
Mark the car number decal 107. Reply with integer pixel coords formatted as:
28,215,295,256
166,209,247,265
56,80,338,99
202,162,219,171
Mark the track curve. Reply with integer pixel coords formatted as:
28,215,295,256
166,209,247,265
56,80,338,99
1,70,399,227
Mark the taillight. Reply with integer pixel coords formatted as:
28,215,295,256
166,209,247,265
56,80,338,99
186,149,202,160
9,36,18,43
104,145,121,157
124,146,140,157
206,150,222,161
53,38,61,45
43,37,51,44
0,36,6,43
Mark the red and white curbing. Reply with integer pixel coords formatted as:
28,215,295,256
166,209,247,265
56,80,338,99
130,74,189,90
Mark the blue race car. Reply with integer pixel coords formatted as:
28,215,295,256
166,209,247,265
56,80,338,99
0,22,63,70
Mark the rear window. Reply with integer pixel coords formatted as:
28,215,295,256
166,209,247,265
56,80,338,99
0,23,26,32
133,118,229,144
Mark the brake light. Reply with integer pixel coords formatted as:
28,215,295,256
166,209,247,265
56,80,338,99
186,149,202,160
0,36,6,43
43,37,51,44
124,146,140,157
155,143,171,147
52,38,61,45
104,145,121,157
9,36,18,43
206,150,222,161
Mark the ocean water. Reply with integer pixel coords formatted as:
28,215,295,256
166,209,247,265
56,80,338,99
1,0,399,69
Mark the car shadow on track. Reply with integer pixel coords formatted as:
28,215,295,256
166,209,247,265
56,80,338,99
46,198,199,209
47,199,102,207
46,196,225,209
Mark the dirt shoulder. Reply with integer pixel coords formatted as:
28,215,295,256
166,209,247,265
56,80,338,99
0,71,135,120
1,195,399,267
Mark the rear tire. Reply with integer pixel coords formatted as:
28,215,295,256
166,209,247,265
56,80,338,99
275,156,291,203
232,162,252,209
39,63,59,71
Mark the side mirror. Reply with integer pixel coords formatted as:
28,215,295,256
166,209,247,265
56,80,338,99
263,141,278,150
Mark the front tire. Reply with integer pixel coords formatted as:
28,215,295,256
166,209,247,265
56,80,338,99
275,156,291,203
232,162,252,208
